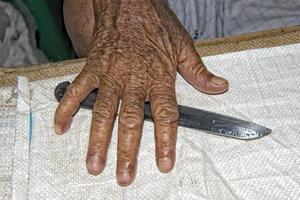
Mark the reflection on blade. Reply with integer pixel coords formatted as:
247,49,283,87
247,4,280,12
144,102,271,140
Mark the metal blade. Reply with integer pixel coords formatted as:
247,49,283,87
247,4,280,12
55,81,271,140
163,104,271,140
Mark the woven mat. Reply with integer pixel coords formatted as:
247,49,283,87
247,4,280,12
1,26,300,199
0,25,300,86
13,43,300,199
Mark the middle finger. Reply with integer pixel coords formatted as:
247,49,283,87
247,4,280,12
117,85,147,186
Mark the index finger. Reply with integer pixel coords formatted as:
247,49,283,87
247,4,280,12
54,69,98,134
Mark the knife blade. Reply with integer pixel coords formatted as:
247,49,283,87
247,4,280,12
54,81,271,140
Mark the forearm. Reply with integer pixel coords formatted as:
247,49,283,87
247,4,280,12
93,0,170,24
92,0,175,34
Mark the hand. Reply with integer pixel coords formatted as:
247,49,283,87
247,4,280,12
55,0,229,186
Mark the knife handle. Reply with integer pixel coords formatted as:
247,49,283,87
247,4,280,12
54,81,154,122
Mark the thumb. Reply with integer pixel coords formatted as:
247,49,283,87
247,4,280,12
178,38,229,94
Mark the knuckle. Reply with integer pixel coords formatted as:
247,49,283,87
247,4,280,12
190,61,206,76
119,91,145,129
88,138,108,156
89,140,105,152
119,110,143,129
153,103,179,124
117,145,138,168
156,129,177,150
158,140,173,150
149,82,175,95
156,136,176,156
92,104,116,123
100,76,123,95
65,84,81,99
92,91,119,122
118,150,136,162
117,156,135,171
56,105,71,116
157,149,175,158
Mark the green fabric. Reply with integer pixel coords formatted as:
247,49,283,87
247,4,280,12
6,0,75,61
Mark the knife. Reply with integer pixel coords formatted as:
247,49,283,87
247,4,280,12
54,81,271,140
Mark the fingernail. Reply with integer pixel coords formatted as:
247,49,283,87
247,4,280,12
63,118,73,132
87,156,103,175
158,157,173,173
54,124,63,135
54,118,72,135
117,172,132,186
212,76,227,85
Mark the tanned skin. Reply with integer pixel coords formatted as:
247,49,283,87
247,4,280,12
56,0,229,186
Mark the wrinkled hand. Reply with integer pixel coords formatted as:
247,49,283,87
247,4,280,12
55,0,229,186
